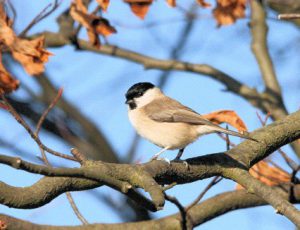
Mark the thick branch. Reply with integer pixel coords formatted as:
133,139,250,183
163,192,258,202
226,169,300,226
1,185,300,229
41,32,263,110
251,0,282,97
249,0,294,126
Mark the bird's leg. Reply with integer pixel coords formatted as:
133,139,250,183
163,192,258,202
173,148,189,168
174,148,185,161
150,146,170,161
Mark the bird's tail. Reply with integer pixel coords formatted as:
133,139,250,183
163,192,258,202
213,126,258,142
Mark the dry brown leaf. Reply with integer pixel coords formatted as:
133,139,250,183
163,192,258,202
0,220,7,230
94,18,117,36
0,53,19,95
11,36,52,75
236,160,291,189
213,0,246,26
197,0,211,8
124,0,153,19
0,4,51,75
202,110,247,132
166,0,176,7
70,0,116,47
96,0,110,11
0,3,12,27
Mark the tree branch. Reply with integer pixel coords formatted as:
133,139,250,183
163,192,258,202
1,185,300,229
227,168,300,226
251,0,282,98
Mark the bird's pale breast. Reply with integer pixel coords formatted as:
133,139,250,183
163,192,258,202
128,108,199,149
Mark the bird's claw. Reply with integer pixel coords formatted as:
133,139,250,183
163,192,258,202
172,158,189,169
150,157,170,164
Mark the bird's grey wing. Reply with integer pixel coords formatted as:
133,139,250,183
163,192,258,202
144,98,218,127
144,97,257,141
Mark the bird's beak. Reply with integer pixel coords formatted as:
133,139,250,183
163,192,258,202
125,99,132,104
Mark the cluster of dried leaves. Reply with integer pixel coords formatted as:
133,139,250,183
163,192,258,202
213,0,246,26
70,0,116,48
0,4,51,95
71,0,247,45
119,0,246,25
203,110,291,188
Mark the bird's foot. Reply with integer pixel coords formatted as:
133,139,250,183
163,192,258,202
172,157,189,169
150,156,170,164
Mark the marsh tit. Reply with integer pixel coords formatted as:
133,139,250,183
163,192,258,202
125,82,256,160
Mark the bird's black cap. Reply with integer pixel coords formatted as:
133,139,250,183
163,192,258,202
125,82,155,103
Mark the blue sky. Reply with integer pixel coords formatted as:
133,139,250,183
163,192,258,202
0,0,299,229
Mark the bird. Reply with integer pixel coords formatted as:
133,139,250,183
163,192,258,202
125,82,256,161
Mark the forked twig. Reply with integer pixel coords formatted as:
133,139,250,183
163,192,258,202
185,176,222,211
256,111,271,126
1,95,76,161
164,193,190,230
33,89,88,225
20,0,61,36
34,88,64,164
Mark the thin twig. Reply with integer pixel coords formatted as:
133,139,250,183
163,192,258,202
265,158,290,173
278,14,300,20
35,88,63,136
289,166,300,202
6,0,17,23
70,148,87,164
251,167,289,184
185,176,222,211
20,0,61,36
256,111,271,126
66,192,89,225
34,88,64,164
164,193,190,230
217,133,236,148
225,125,230,150
162,182,177,191
278,148,299,171
1,95,76,161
